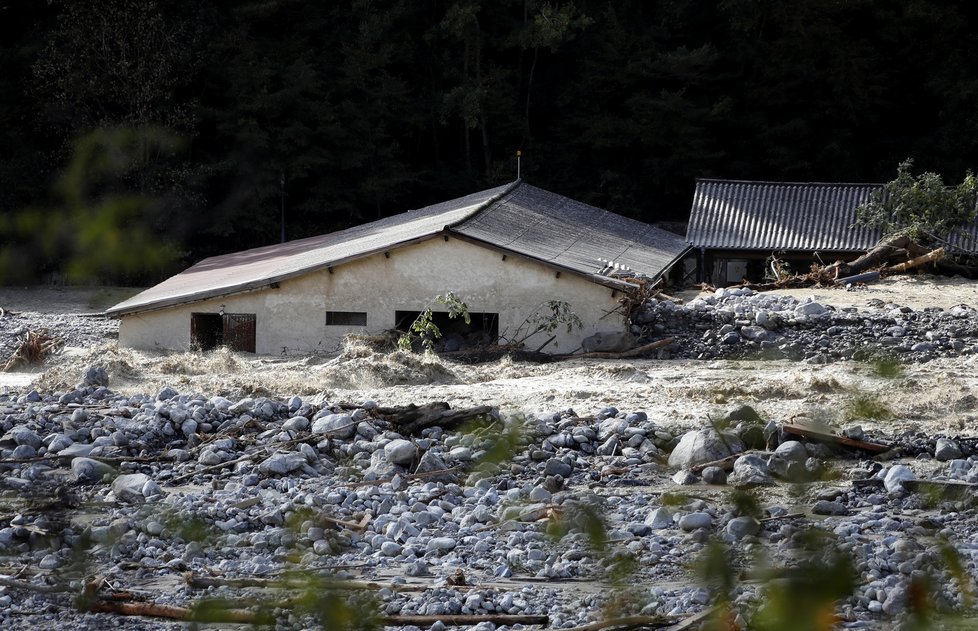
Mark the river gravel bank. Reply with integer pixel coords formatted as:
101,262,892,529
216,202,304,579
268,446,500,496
2,278,978,629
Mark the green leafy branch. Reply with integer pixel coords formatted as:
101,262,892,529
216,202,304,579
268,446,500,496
501,300,583,349
397,291,471,352
855,158,978,241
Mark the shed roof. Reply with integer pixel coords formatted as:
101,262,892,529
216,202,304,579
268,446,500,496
687,178,978,253
686,179,882,251
108,181,690,316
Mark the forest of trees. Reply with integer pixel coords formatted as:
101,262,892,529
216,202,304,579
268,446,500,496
3,0,978,284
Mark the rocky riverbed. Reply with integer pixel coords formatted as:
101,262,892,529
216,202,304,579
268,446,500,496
2,278,978,630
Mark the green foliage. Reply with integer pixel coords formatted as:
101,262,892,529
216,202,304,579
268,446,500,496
470,416,526,477
0,127,183,284
503,300,583,348
869,353,905,379
726,488,763,520
845,393,892,421
855,159,978,239
697,540,737,606
751,529,857,631
397,292,471,352
546,501,609,554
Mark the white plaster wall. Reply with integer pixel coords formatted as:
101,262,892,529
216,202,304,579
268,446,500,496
118,237,628,355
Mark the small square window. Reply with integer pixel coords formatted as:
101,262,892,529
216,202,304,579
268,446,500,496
326,311,367,326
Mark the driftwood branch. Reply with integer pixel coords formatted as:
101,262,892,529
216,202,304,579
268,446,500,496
86,596,548,627
383,614,549,626
689,450,773,474
782,423,890,453
376,402,496,435
884,247,945,273
558,338,674,361
168,449,267,485
562,614,674,631
758,511,806,524
85,600,258,622
3,329,64,371
344,465,462,488
0,576,69,594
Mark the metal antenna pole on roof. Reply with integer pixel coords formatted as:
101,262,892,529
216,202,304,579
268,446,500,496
516,150,521,180
280,170,286,243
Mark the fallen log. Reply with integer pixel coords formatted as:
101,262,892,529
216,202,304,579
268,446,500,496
558,338,674,361
758,511,806,524
344,465,461,488
689,450,773,474
376,402,496,435
85,600,259,622
383,614,549,626
782,423,890,453
561,614,675,631
168,448,268,485
97,602,548,627
884,247,945,274
0,576,70,594
663,607,718,631
830,234,915,277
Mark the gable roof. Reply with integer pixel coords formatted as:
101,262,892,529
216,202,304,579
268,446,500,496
107,181,690,316
687,178,978,253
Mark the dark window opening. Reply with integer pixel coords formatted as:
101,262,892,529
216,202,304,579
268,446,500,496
191,312,256,353
326,311,367,326
395,310,499,351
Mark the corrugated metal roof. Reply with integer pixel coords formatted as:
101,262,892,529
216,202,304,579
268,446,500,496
686,179,883,251
108,182,690,316
455,184,690,278
688,178,978,253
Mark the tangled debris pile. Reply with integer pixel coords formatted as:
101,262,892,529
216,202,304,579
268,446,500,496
2,329,63,371
632,286,978,363
0,374,977,630
0,307,116,372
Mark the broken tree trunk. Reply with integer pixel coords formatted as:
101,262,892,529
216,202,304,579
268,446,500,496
375,402,496,435
384,614,549,626
782,423,890,453
884,247,945,274
85,600,259,622
561,614,675,631
828,233,931,278
557,338,674,361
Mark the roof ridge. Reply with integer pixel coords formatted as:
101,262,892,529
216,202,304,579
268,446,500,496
444,179,522,230
695,178,883,187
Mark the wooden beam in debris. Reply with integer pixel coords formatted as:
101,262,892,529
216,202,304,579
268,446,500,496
558,338,674,361
782,423,890,453
884,247,945,273
376,402,496,434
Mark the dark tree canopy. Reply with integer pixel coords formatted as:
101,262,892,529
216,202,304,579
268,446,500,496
3,0,978,283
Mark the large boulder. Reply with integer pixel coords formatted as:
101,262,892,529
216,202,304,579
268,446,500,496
71,457,115,483
727,454,774,487
581,331,632,353
384,439,418,466
311,414,356,439
883,465,916,494
112,473,152,503
668,429,744,468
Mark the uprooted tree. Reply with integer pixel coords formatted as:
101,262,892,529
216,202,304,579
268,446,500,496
823,160,978,280
855,158,978,242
